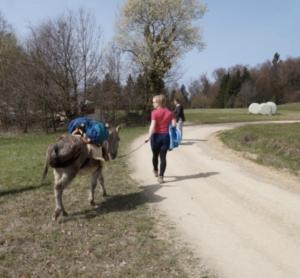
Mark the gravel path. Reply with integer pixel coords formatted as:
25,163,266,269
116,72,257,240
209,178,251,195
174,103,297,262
130,122,300,278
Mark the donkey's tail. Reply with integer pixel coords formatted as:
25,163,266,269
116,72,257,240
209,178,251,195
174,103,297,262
40,151,50,186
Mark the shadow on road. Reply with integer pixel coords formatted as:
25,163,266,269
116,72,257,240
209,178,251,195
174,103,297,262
179,138,207,146
164,171,220,183
137,172,220,203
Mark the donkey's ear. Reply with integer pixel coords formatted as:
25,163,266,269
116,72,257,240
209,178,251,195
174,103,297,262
116,124,123,133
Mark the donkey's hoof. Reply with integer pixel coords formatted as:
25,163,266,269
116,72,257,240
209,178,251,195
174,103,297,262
62,210,68,217
52,213,59,221
90,200,95,206
52,208,63,220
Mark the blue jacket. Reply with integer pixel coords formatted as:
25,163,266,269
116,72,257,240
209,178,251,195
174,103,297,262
69,117,109,144
169,123,181,151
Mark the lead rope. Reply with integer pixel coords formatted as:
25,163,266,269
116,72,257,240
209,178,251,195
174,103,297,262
117,142,145,158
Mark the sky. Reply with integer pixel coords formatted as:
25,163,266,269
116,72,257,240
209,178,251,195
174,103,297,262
1,0,299,85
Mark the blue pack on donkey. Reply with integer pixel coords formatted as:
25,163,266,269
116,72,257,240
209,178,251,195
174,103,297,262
69,117,109,144
69,117,110,161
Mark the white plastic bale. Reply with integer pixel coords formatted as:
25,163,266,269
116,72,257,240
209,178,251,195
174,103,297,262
258,103,272,115
266,101,277,114
248,103,260,114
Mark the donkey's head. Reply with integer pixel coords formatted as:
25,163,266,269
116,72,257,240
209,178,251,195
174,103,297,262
106,123,122,159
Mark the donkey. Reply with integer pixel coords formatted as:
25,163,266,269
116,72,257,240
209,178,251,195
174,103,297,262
41,124,121,220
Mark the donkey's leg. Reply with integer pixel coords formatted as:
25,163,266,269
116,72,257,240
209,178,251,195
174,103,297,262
98,166,107,197
89,168,99,206
89,166,106,206
53,168,78,220
53,169,64,219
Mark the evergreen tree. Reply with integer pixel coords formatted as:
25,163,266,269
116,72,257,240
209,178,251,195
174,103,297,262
93,73,121,121
180,84,189,103
215,73,230,108
227,69,243,107
242,67,251,82
123,74,135,115
271,52,284,104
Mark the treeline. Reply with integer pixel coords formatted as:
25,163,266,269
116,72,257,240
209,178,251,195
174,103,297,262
0,9,141,132
188,53,300,109
1,7,299,133
0,5,205,132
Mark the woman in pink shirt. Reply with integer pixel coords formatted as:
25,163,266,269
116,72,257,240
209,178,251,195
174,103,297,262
145,95,176,183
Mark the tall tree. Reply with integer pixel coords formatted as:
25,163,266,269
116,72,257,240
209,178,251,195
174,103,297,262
199,74,211,108
271,52,284,104
92,73,121,122
215,72,230,108
123,74,135,115
0,12,23,130
180,84,189,103
280,57,300,103
0,14,18,84
114,0,207,97
27,8,104,122
227,69,242,108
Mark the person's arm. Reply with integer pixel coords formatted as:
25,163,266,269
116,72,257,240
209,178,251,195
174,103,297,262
71,127,80,135
174,106,180,122
171,118,176,128
181,106,185,121
145,120,156,143
72,127,91,143
81,137,91,144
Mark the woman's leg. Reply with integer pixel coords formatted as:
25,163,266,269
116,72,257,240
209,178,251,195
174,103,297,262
152,149,160,172
159,149,168,177
176,118,183,139
152,133,169,182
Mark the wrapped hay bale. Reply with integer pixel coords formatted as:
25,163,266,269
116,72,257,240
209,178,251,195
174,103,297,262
258,103,272,115
248,103,260,114
267,101,277,114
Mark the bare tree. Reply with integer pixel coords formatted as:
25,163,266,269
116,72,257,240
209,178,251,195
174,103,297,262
188,74,212,108
212,67,226,84
104,41,123,84
280,57,300,102
234,80,257,108
188,78,201,97
0,12,23,130
26,8,104,123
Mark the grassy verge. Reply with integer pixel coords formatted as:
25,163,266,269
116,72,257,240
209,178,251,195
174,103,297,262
0,127,210,278
218,122,300,175
185,103,300,176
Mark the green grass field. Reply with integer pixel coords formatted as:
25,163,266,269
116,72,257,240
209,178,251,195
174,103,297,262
185,103,300,123
1,102,300,277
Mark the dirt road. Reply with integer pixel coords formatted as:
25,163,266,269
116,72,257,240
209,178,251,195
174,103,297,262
130,123,300,278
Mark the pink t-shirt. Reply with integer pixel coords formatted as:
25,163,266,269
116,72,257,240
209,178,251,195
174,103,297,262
151,108,174,133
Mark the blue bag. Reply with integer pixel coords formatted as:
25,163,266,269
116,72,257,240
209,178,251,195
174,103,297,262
168,123,181,151
69,117,109,144
69,117,91,134
85,121,109,144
